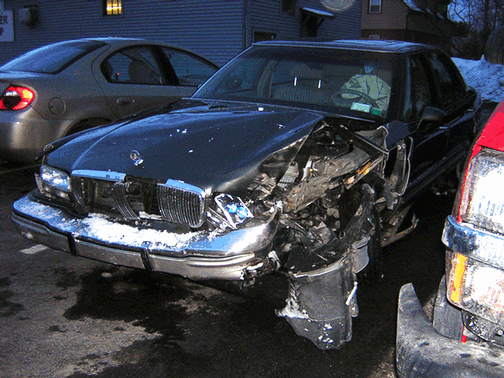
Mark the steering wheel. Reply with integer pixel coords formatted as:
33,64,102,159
332,88,379,109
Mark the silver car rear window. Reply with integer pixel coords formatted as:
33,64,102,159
0,40,106,74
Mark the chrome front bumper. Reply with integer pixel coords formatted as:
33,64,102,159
12,194,279,280
442,215,504,269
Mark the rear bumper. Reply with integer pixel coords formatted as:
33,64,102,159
396,283,504,378
12,194,279,280
0,108,66,162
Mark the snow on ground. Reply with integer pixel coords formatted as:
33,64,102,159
453,57,504,103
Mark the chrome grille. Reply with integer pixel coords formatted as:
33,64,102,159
157,181,206,228
71,171,205,228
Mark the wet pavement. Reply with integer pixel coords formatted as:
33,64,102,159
0,162,455,378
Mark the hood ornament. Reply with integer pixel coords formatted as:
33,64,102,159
130,150,144,167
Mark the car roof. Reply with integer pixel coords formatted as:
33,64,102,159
253,39,439,54
51,37,162,45
36,37,218,66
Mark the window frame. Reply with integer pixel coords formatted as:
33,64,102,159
424,51,467,110
103,0,122,17
369,0,382,14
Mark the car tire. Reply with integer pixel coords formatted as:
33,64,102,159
67,118,110,135
432,275,464,340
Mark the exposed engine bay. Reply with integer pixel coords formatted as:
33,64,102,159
213,119,412,350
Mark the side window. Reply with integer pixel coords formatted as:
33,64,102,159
403,55,432,122
426,52,466,108
101,46,162,84
161,48,217,87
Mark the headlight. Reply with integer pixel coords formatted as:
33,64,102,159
36,165,71,199
447,251,504,325
459,148,504,235
214,193,253,228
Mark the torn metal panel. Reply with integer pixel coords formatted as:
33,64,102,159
277,254,356,350
277,184,376,350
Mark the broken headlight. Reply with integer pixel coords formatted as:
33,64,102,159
459,148,504,235
214,193,253,228
36,165,71,200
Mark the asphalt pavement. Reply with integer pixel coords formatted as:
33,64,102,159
0,161,456,378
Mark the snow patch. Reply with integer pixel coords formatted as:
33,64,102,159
453,57,504,103
80,214,203,250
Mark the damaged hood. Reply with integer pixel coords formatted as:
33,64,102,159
45,100,325,192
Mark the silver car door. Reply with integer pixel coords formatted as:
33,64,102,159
95,45,183,118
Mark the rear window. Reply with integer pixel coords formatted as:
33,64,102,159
0,41,106,74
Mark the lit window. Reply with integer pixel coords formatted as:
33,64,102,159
369,0,382,13
103,0,122,16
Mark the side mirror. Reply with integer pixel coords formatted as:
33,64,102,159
417,107,447,130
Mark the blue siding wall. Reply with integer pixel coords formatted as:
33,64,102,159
248,0,361,45
0,0,245,66
0,0,361,66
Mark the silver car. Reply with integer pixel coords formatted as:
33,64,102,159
0,37,218,162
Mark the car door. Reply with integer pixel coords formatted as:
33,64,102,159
158,47,219,97
96,45,184,118
424,51,477,165
403,53,449,190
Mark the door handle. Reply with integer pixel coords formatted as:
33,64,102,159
117,97,135,106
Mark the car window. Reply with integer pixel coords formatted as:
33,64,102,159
403,55,432,122
161,47,218,86
194,46,395,119
426,52,467,108
0,40,106,74
101,46,162,84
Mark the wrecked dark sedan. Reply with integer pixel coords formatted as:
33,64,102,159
11,40,482,350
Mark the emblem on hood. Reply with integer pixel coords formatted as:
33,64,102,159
130,150,144,167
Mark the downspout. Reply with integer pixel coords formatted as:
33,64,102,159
406,10,412,42
243,0,250,49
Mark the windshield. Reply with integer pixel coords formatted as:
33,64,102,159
0,40,106,74
194,45,396,119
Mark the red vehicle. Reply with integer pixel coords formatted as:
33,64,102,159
397,100,504,377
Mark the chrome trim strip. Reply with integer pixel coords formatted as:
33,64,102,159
163,179,207,197
72,170,126,182
442,215,504,269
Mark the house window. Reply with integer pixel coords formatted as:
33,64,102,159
369,0,382,14
103,0,122,16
